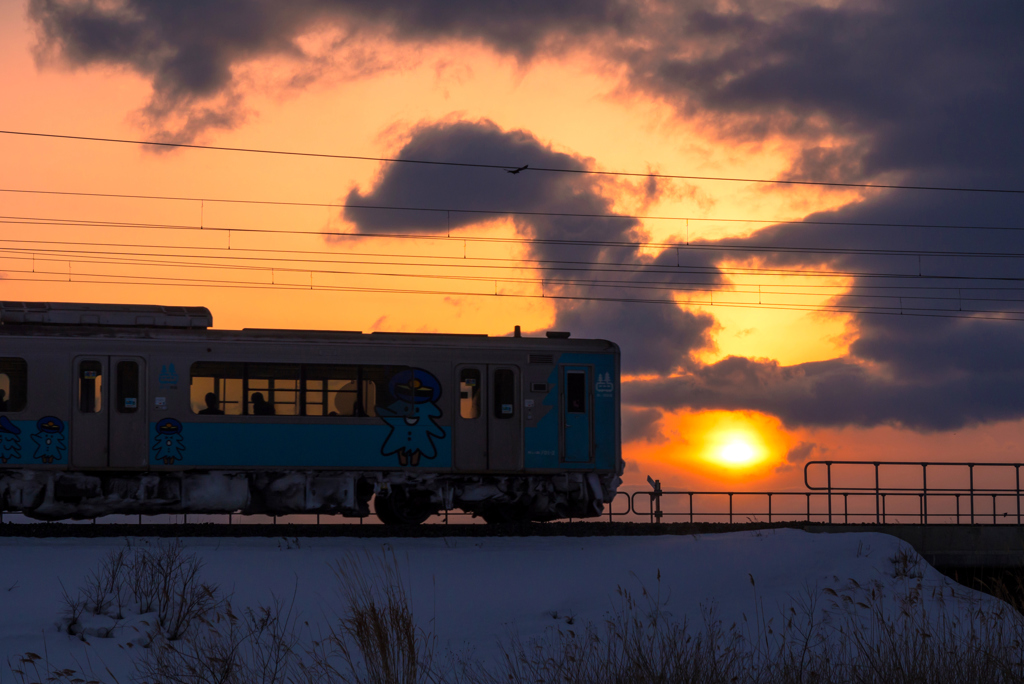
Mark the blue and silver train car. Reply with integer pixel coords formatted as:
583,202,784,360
0,301,622,523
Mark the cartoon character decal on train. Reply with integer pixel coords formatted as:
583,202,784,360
31,416,66,464
153,418,185,464
378,368,445,466
0,416,21,463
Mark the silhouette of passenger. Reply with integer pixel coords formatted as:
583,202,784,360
251,392,275,416
0,389,7,412
329,390,367,417
198,392,224,415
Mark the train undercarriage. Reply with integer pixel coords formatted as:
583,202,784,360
0,469,621,524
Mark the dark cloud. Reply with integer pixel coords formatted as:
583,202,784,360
786,441,822,465
342,119,720,375
776,440,826,473
622,407,665,444
626,339,1024,432
26,0,1024,166
27,0,636,140
609,0,1024,433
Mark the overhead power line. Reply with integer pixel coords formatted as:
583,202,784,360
7,212,1024,262
3,264,1022,323
3,186,1024,234
11,232,1024,284
8,243,1024,292
15,247,1024,304
2,129,1023,195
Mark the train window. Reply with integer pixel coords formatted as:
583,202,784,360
303,365,379,417
190,362,243,415
460,369,481,419
493,368,515,420
116,361,139,414
247,364,300,416
567,371,586,414
0,358,27,412
78,360,103,413
190,362,403,418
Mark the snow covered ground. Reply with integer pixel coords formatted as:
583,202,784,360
0,529,1011,681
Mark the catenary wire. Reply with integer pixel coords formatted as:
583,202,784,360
7,213,1024,261
2,129,1023,195
10,245,1024,296
3,186,1024,234
6,223,1024,285
9,250,1024,313
4,265,1023,322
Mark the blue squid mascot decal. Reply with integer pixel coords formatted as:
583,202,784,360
0,416,21,463
153,418,185,465
31,416,66,464
379,368,445,466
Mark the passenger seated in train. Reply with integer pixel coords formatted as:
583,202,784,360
198,392,224,415
328,390,367,417
251,392,275,415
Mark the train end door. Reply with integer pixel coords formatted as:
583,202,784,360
561,365,593,463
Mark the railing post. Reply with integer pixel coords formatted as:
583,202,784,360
955,494,960,524
1017,465,1021,525
882,493,886,524
768,493,772,524
729,493,733,524
689,492,693,524
806,493,811,522
969,464,975,524
827,462,833,524
922,463,928,524
874,463,881,524
648,478,663,524
844,493,848,524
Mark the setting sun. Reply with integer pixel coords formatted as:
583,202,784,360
706,429,768,470
719,438,758,467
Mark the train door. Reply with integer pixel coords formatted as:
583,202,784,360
72,356,108,468
453,364,522,471
454,365,487,470
109,357,147,468
488,366,521,471
560,365,593,463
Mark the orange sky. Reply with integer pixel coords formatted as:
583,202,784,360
1,0,1019,493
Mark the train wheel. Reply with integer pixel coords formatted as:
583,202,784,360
374,487,435,525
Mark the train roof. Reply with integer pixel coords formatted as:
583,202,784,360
0,301,618,352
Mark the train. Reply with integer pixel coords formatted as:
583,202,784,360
0,301,622,523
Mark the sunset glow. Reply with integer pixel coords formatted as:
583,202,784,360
716,437,760,469
1,0,1022,494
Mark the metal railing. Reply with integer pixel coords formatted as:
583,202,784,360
4,461,1024,526
804,460,1024,524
